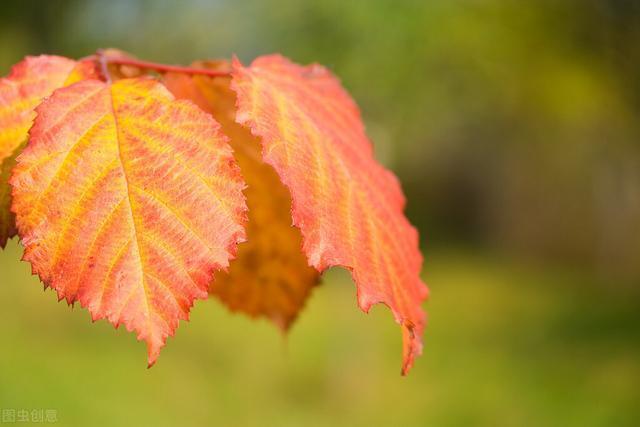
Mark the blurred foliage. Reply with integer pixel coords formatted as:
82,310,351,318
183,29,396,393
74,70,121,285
1,1,640,426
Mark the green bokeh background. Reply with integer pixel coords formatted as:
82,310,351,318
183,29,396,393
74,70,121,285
1,1,639,426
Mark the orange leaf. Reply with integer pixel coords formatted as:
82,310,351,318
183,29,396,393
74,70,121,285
0,55,97,247
165,64,320,329
11,78,247,365
231,55,428,374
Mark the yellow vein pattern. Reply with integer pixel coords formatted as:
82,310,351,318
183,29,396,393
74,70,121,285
231,55,428,374
0,55,96,247
11,78,247,366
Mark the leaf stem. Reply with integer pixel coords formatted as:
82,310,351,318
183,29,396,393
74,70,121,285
104,57,231,77
97,50,112,84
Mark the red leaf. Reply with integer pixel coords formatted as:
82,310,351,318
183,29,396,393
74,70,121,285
231,55,428,374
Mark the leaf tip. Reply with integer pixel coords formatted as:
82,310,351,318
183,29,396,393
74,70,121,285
146,340,164,369
400,320,423,376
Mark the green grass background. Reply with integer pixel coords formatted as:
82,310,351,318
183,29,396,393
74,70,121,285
1,240,638,427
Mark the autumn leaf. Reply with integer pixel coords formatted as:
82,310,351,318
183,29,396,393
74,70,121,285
10,78,247,365
3,49,428,373
231,55,428,374
0,55,97,247
164,63,320,330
